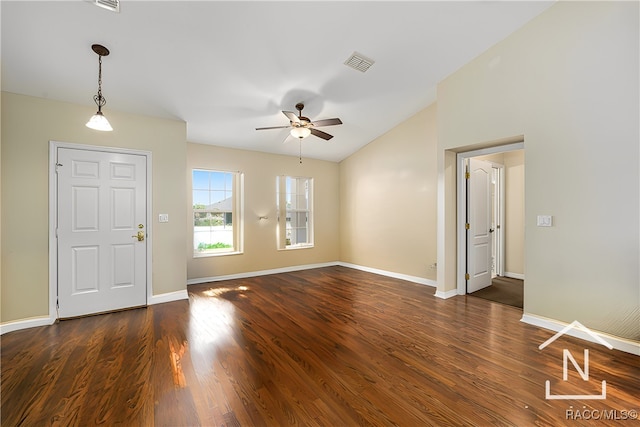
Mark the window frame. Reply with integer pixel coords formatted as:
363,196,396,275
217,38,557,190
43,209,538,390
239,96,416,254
192,169,244,258
277,175,314,250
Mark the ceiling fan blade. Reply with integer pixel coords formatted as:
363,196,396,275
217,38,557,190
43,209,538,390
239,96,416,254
256,125,291,130
310,118,343,127
310,128,333,140
282,111,300,123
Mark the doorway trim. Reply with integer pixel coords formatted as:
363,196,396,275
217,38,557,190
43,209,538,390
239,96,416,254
493,163,506,278
48,141,153,322
456,141,524,296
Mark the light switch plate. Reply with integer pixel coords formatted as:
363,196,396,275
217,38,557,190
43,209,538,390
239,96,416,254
537,215,552,227
159,214,169,223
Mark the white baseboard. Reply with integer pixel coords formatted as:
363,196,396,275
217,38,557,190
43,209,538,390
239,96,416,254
4,263,435,334
434,289,459,299
148,289,189,305
337,262,437,288
187,262,340,285
2,291,188,335
0,315,55,335
188,261,438,290
521,313,640,356
505,272,525,280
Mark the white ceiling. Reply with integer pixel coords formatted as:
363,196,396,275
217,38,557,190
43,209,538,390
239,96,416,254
1,1,553,162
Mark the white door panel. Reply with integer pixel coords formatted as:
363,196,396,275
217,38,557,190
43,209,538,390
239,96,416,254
57,148,147,318
467,158,493,293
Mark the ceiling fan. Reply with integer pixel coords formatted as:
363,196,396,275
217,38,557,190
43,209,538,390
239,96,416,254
256,103,343,140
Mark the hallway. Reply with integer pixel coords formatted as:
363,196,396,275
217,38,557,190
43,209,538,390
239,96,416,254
469,276,523,308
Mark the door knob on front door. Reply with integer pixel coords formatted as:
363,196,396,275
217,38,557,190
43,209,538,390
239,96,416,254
132,231,145,241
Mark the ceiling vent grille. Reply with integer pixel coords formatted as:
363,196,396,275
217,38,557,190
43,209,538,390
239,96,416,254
344,52,375,73
90,0,120,13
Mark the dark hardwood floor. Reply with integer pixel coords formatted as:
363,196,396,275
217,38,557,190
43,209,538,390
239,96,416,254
469,276,524,308
2,266,638,426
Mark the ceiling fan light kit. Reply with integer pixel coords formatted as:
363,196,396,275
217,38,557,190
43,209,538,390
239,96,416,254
291,126,311,139
86,43,113,132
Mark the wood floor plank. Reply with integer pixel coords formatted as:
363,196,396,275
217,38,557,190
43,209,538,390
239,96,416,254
81,312,138,425
2,266,638,426
47,319,109,426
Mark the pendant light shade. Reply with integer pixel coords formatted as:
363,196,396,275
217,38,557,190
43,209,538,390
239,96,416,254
86,44,113,131
86,111,113,131
290,126,311,139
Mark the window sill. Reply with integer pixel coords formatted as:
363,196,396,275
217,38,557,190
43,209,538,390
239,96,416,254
278,245,314,251
193,250,243,259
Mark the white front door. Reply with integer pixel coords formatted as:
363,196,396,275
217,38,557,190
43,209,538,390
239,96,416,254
467,158,493,293
56,147,147,318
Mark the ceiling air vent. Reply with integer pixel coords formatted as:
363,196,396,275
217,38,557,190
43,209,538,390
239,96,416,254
344,52,375,73
89,0,120,13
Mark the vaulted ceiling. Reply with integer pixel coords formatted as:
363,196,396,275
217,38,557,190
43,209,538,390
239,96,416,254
1,1,553,161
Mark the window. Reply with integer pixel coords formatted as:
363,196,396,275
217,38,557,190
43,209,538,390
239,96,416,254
192,169,243,256
277,176,313,249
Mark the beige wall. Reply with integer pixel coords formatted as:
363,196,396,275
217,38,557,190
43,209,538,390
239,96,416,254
339,104,438,281
186,143,340,280
504,150,524,276
438,1,639,339
0,90,3,317
1,92,187,323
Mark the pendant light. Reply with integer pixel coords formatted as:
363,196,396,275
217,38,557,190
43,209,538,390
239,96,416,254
86,44,113,131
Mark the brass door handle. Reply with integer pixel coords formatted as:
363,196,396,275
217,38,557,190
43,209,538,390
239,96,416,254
132,231,145,241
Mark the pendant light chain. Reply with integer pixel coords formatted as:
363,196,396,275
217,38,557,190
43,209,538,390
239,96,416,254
94,55,106,110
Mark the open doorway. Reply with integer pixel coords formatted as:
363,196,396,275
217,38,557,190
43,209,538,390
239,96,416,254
456,143,524,309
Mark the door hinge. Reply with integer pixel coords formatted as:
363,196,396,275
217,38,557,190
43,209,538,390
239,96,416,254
465,273,470,281
465,171,470,179
55,163,63,173
465,223,470,230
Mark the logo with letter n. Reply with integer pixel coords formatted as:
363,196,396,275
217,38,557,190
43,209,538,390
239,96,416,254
538,320,613,400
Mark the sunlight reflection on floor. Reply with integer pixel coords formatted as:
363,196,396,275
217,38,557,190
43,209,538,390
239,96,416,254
168,337,188,388
188,285,251,362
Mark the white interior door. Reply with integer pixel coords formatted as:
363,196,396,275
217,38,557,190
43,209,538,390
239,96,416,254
467,158,493,293
57,147,147,318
